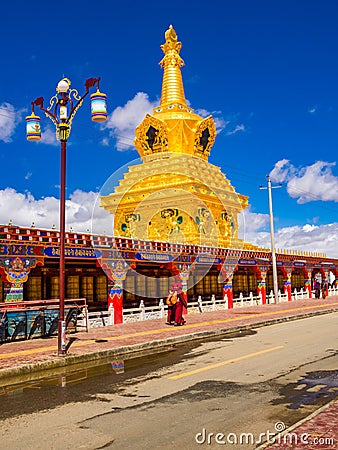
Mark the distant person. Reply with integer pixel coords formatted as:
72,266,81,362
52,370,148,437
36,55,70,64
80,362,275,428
314,280,321,299
321,282,326,299
165,289,177,325
174,288,188,326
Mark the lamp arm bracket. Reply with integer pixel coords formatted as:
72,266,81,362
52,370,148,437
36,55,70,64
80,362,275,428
67,98,85,126
42,109,59,127
69,88,81,101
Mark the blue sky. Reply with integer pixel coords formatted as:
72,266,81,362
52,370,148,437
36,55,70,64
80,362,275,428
1,0,338,257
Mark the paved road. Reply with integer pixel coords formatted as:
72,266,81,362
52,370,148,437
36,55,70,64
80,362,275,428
0,313,337,449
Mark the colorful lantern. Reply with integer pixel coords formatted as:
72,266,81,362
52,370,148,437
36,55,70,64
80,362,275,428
26,113,41,141
90,90,107,122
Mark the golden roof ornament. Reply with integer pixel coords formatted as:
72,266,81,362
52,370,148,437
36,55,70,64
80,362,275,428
165,24,178,42
159,25,186,108
134,25,217,160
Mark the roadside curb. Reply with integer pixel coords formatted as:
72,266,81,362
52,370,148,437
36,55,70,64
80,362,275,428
0,306,337,384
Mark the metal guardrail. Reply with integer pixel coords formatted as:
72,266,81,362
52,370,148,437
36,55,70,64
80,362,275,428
0,298,88,343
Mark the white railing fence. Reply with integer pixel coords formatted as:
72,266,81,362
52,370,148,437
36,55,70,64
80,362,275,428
83,284,338,329
233,292,262,308
78,308,115,328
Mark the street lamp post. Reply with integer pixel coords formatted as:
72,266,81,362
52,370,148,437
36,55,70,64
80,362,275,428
26,77,107,355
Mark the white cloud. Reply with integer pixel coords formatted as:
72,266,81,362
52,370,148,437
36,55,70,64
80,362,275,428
195,108,210,117
214,117,230,133
269,159,294,183
226,124,246,136
238,207,269,243
247,222,338,258
270,159,338,203
241,207,269,234
39,126,59,146
240,207,338,258
0,188,112,234
101,137,110,147
308,106,317,114
104,92,158,151
0,107,61,147
195,108,229,133
0,102,23,143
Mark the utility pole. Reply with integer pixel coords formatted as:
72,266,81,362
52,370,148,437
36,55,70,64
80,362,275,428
260,176,282,304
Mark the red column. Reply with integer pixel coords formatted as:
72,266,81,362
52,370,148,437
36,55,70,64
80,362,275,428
285,283,292,301
305,278,312,298
257,280,266,305
108,285,123,324
223,282,233,308
257,267,268,305
284,272,292,301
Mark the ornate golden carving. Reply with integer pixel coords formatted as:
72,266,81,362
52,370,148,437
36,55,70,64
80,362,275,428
165,24,178,43
134,114,169,157
194,116,217,160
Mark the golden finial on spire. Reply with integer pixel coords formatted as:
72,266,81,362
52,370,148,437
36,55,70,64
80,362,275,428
165,24,178,43
159,25,186,108
134,25,216,159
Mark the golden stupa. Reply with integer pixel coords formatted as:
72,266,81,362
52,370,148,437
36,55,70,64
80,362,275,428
101,25,251,248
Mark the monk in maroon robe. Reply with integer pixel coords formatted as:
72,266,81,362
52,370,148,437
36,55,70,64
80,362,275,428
174,290,187,326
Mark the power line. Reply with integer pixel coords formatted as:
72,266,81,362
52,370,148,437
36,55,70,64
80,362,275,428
0,112,16,120
0,105,20,116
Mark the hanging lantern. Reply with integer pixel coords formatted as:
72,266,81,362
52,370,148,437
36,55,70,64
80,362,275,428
26,113,41,141
90,90,107,122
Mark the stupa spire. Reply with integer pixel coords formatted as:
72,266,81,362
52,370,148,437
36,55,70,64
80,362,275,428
102,26,249,249
159,25,187,107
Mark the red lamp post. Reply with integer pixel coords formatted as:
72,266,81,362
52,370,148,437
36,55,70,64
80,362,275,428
26,77,107,355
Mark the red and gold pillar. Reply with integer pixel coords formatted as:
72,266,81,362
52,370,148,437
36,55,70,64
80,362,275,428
222,279,233,308
219,261,237,309
257,266,268,305
305,271,312,298
104,260,129,325
284,269,292,301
